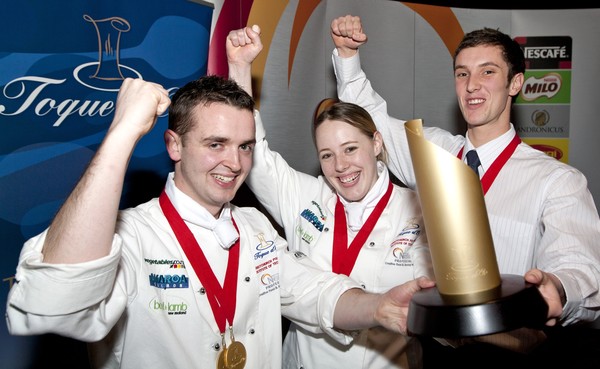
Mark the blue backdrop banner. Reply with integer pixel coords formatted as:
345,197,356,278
0,1,212,368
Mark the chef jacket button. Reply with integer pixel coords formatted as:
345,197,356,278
324,227,329,232
245,276,251,282
249,328,255,334
199,287,206,295
369,242,375,247
213,342,220,351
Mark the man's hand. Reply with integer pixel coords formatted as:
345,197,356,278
109,78,170,139
330,15,368,58
227,25,262,95
42,78,169,264
227,24,262,66
524,268,565,326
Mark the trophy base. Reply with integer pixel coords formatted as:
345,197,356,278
407,274,548,338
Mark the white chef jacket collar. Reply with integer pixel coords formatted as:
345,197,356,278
164,172,239,249
339,161,389,232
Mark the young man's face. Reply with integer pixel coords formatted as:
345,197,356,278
168,102,255,217
454,45,522,130
315,119,382,202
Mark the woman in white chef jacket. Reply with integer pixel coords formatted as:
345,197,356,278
228,25,433,369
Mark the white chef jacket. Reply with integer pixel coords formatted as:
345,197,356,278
247,113,433,369
6,173,360,369
332,50,600,326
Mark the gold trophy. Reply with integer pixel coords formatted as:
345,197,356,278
405,119,547,338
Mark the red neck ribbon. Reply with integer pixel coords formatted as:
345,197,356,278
332,180,393,276
457,134,521,195
159,191,239,333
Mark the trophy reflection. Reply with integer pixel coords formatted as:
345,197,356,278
405,119,547,338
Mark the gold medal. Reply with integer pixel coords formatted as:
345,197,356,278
224,327,246,369
216,333,228,369
216,348,228,369
225,340,246,369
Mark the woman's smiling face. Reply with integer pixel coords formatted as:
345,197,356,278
315,118,382,202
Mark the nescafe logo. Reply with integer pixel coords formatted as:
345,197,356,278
531,144,563,160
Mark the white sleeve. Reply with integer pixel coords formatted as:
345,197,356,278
332,49,415,187
6,229,127,342
536,167,600,324
246,110,322,235
332,49,464,188
279,248,361,345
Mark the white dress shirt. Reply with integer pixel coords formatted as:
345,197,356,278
333,49,600,326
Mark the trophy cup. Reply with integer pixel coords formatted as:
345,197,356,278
405,119,548,338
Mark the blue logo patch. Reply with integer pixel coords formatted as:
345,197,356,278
149,273,189,289
300,208,324,232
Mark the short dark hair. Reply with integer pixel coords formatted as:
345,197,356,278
454,27,526,84
168,75,255,138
